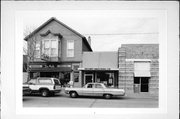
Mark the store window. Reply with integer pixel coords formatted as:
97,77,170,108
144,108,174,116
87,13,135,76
73,64,79,82
67,40,74,57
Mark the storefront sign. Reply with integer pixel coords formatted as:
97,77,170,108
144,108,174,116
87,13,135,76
84,68,111,71
30,64,71,69
57,65,71,68
30,65,42,68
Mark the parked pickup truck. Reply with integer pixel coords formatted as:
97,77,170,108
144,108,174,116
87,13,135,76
65,83,125,99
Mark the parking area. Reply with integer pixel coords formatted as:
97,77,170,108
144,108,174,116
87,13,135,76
23,91,158,108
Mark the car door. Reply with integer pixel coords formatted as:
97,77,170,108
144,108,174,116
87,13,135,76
93,84,104,96
82,83,94,96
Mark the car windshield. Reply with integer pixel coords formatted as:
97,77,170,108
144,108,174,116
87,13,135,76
27,79,36,84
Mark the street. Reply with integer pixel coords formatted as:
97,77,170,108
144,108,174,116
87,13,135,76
23,91,158,108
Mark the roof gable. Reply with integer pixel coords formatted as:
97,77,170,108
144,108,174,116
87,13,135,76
24,17,92,51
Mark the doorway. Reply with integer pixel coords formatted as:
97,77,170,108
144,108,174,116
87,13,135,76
134,77,149,93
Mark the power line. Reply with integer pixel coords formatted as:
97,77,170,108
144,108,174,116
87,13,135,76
82,32,159,36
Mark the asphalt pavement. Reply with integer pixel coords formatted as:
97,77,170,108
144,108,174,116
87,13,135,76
23,91,158,108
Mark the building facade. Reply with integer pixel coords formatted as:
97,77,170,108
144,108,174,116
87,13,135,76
118,44,159,96
79,52,119,87
24,17,92,87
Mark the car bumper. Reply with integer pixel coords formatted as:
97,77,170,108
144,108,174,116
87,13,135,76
23,89,31,95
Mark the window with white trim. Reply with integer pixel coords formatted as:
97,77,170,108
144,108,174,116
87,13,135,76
34,41,40,58
67,40,74,57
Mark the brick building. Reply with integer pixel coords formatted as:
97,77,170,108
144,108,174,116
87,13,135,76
24,17,92,86
118,44,159,96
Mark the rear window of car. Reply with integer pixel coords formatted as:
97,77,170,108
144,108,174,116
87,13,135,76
95,84,103,88
38,79,52,84
53,79,60,85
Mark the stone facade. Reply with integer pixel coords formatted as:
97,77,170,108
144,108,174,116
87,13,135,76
118,44,159,96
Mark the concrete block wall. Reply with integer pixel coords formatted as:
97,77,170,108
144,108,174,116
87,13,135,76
118,44,159,96
118,47,134,94
149,59,159,96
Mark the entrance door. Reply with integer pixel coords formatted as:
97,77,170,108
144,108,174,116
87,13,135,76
84,74,93,84
141,77,149,92
134,77,149,93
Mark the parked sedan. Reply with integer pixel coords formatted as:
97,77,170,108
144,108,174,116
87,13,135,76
65,83,125,99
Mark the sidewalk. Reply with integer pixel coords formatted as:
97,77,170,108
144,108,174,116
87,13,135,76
125,93,158,100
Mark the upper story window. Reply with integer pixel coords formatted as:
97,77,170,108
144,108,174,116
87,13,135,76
67,40,74,57
34,41,40,58
43,38,58,57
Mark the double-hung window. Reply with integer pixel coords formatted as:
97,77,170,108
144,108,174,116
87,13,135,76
44,40,50,56
51,40,57,57
34,41,40,58
67,40,74,57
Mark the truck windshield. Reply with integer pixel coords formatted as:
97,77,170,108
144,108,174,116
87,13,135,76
54,79,60,85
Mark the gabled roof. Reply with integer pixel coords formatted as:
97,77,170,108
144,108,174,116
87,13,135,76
24,17,92,51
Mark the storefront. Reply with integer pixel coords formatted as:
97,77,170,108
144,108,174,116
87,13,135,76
29,62,75,86
79,68,119,87
79,52,119,87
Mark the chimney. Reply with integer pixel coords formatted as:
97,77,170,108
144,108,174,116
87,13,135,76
88,36,91,46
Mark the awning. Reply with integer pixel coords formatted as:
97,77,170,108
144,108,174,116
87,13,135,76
78,68,119,71
134,71,151,77
30,67,72,72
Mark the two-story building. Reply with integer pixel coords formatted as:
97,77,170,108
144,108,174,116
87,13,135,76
24,17,92,87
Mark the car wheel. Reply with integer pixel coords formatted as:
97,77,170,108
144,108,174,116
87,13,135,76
104,94,112,99
41,89,49,97
70,92,78,98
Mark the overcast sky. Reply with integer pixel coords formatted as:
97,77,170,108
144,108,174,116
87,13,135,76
23,10,159,51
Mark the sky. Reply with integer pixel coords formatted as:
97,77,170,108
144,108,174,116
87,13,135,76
23,10,159,52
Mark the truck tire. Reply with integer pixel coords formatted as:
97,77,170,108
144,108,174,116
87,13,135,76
70,92,78,98
104,94,112,99
41,89,49,97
